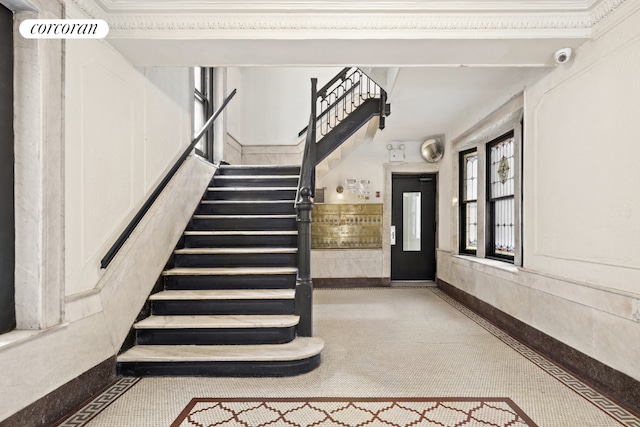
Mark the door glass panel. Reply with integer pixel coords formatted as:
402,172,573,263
403,192,421,251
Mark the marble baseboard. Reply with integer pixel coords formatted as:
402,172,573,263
314,277,391,288
0,356,117,427
437,278,640,418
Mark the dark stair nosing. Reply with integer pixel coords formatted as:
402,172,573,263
135,327,296,346
117,337,323,377
217,165,301,177
117,354,321,377
150,289,295,315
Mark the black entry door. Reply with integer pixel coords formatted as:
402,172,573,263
391,174,436,281
0,4,15,333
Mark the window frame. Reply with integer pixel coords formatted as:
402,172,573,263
193,67,215,162
486,131,516,262
454,98,523,267
459,148,478,255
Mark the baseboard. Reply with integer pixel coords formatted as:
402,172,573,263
437,278,640,417
0,356,117,427
314,278,391,288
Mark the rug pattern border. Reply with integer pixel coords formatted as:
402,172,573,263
170,397,538,427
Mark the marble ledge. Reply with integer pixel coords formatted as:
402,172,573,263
451,254,519,275
442,252,640,324
64,290,104,323
0,322,69,352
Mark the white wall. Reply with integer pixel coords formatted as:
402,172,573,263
227,67,340,147
439,2,640,382
65,37,191,296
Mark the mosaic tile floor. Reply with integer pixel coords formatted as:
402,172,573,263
170,398,537,427
58,288,640,427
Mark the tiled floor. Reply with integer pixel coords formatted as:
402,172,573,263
59,288,640,427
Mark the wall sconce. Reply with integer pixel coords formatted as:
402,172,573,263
387,143,405,162
336,185,344,200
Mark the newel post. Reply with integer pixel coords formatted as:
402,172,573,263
295,187,314,337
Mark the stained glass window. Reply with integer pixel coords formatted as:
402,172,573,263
460,150,478,253
488,133,515,259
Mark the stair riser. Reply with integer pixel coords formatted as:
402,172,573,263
173,253,296,268
218,166,300,176
187,217,297,231
183,234,297,248
164,274,296,290
212,177,299,187
151,300,295,316
203,189,297,201
135,327,295,346
196,203,296,215
117,355,321,377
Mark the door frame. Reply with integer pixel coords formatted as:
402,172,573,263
382,162,439,281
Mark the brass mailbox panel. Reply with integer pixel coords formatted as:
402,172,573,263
312,204,383,249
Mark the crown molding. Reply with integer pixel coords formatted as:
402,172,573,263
94,0,590,13
105,12,593,32
589,0,630,25
69,0,631,40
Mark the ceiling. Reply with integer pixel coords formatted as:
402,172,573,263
68,0,626,67
67,0,627,141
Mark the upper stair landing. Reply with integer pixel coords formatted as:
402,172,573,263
299,67,390,166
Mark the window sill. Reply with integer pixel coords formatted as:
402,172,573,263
452,254,519,274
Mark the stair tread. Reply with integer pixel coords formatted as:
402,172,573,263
134,314,299,329
163,266,298,276
118,337,324,363
149,289,295,301
220,165,300,169
192,214,296,220
215,175,299,180
200,200,294,204
207,188,298,193
175,248,297,255
184,230,297,236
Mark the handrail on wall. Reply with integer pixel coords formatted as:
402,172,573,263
100,89,237,269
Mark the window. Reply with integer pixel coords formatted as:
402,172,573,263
193,67,214,161
487,132,515,260
460,149,478,254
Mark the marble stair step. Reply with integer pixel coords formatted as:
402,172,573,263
200,200,295,204
149,289,295,301
134,314,300,329
217,165,301,176
184,230,297,236
207,187,298,191
118,337,324,363
174,248,297,255
215,175,300,180
163,266,298,276
192,214,296,219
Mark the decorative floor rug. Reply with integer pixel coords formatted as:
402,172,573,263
170,397,538,427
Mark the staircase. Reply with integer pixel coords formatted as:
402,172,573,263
117,164,324,377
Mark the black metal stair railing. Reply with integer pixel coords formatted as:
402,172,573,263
299,67,389,141
294,68,390,337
